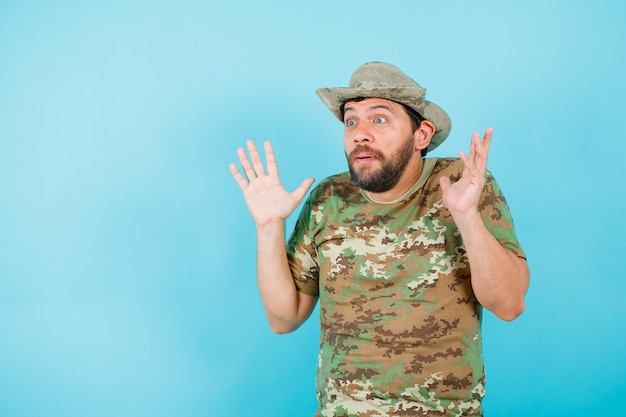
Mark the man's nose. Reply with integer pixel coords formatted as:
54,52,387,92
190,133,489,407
353,124,373,143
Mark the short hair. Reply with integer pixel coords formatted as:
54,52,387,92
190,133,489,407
340,97,429,156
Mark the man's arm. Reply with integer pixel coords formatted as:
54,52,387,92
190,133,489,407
439,128,530,321
230,141,318,333
256,222,318,333
448,211,529,321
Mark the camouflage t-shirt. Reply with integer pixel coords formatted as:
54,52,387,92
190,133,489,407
286,158,525,417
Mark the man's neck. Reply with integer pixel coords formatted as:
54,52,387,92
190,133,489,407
367,157,425,203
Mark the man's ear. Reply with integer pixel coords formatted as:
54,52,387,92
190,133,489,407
414,120,435,151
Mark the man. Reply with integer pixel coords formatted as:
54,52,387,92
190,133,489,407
230,62,529,416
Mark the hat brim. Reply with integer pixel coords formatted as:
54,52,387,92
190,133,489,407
316,87,451,152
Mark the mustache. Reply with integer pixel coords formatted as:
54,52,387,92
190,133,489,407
347,145,385,162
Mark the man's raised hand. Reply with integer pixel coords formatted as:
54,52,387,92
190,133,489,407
230,141,315,228
439,128,493,221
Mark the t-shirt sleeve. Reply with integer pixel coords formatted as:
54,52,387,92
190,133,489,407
286,192,321,297
480,171,526,259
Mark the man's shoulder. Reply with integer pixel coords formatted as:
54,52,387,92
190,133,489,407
318,171,352,185
307,172,361,207
431,157,463,173
313,172,355,195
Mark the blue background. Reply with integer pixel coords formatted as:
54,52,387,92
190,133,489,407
1,1,624,416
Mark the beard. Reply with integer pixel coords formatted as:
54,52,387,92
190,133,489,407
347,135,416,193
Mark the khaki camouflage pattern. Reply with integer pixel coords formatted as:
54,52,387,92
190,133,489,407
287,158,525,417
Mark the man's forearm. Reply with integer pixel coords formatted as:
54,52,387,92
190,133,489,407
256,222,316,333
455,212,530,321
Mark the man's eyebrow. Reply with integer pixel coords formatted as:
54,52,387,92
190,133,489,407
343,104,394,114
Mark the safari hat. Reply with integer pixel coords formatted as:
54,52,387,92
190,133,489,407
316,62,451,152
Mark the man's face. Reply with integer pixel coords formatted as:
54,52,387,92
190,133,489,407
342,98,417,193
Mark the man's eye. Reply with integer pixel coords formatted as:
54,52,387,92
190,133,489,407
345,119,356,127
374,117,387,124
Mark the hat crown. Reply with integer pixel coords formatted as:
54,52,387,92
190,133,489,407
349,62,423,91
315,61,451,152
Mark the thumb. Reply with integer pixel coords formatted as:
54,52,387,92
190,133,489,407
292,178,315,203
439,175,451,192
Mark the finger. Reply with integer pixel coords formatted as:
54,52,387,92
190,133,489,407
482,127,493,146
247,140,267,177
458,149,469,165
462,132,480,169
237,146,257,180
229,162,249,191
264,141,279,177
474,128,493,172
458,149,475,175
481,127,493,161
459,146,481,182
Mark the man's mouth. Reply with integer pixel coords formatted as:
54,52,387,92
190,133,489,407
350,147,382,164
354,154,376,162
